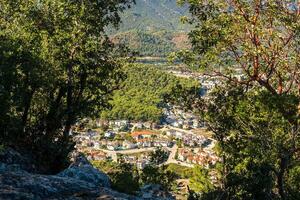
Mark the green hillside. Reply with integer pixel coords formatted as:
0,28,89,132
101,64,200,122
116,0,189,32
111,29,190,56
110,0,190,56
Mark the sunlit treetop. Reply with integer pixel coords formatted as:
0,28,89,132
177,0,300,95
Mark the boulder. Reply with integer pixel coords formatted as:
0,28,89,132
0,167,99,200
0,147,35,172
0,162,137,200
139,184,175,200
0,150,172,200
58,153,111,188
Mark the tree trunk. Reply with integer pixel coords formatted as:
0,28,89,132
64,65,73,138
21,89,35,133
277,156,288,200
46,87,65,134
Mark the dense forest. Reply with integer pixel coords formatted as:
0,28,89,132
111,30,190,56
101,64,200,122
110,0,189,32
178,0,300,199
0,0,135,173
109,0,191,56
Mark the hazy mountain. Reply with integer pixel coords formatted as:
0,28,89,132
110,0,190,57
116,0,189,32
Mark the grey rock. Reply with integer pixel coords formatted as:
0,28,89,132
0,151,138,200
58,153,111,188
139,184,175,200
0,150,171,200
0,164,139,200
0,147,35,172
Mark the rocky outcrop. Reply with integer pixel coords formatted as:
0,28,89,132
0,147,36,172
139,184,175,200
58,153,111,188
0,149,175,200
0,150,134,200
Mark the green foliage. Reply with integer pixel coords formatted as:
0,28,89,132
178,0,300,95
108,162,140,194
149,148,169,165
0,145,4,153
141,165,177,191
0,0,133,173
189,166,214,194
166,163,194,179
93,160,177,194
204,87,300,199
167,165,213,200
180,1,300,199
112,30,190,56
93,161,140,194
101,64,200,122
176,139,183,148
286,166,300,199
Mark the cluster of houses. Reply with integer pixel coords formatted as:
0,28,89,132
74,130,101,150
84,150,107,161
122,154,151,169
165,129,210,147
74,129,174,152
95,119,159,132
198,75,220,96
177,148,219,168
73,119,218,170
131,131,173,148
163,105,205,129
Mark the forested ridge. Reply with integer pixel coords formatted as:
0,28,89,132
111,0,189,32
111,30,190,57
109,0,191,56
101,64,200,122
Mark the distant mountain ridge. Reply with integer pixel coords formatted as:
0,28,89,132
116,0,189,32
110,0,191,56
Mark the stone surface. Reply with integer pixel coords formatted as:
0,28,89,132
0,162,138,200
58,153,111,188
0,151,133,200
0,150,173,200
139,184,175,200
0,147,36,172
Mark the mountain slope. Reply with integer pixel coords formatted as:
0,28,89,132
110,0,191,56
116,0,189,32
111,30,190,56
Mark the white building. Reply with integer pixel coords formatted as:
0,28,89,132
104,131,115,138
123,141,137,149
107,145,116,151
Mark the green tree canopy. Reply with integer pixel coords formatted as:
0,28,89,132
178,0,300,95
178,1,300,199
204,87,300,199
149,147,169,165
101,64,200,122
0,0,134,173
141,165,177,191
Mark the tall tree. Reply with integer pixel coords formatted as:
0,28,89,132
178,0,300,199
204,88,300,199
0,0,134,173
178,0,300,95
